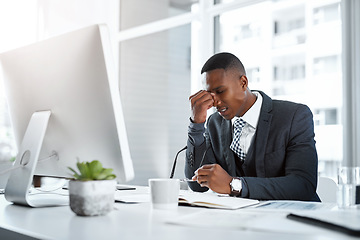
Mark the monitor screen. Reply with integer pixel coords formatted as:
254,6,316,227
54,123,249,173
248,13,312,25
0,24,134,196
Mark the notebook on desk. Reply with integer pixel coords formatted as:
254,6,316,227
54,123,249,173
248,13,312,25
178,190,259,210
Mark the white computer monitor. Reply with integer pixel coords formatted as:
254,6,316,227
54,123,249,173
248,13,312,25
0,24,134,207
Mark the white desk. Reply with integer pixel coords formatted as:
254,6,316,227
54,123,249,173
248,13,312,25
0,186,358,240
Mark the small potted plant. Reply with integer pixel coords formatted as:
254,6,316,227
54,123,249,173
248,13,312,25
68,160,116,216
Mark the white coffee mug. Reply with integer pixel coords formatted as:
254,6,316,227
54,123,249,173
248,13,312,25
148,178,180,210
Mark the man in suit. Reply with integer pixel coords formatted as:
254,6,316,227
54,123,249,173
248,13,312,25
185,52,320,201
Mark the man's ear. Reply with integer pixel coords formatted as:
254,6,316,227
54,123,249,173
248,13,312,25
240,75,248,89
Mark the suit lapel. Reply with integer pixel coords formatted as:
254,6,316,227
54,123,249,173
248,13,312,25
221,118,237,176
252,91,273,178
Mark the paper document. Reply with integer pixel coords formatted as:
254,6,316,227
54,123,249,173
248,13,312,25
256,200,336,211
178,190,259,209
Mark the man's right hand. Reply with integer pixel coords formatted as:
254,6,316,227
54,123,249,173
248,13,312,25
189,90,214,123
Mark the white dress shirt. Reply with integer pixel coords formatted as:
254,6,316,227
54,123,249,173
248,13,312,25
231,91,263,155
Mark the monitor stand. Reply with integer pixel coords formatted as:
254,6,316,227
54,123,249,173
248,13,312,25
4,111,69,207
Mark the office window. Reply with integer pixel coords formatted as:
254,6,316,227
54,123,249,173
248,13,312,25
0,1,40,162
273,64,305,81
237,23,261,40
0,1,38,53
272,4,306,48
214,0,342,179
313,55,339,75
273,18,305,35
314,108,338,126
0,0,123,174
247,67,260,83
313,3,340,25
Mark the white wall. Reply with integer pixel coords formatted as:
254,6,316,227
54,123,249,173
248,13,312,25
119,1,191,183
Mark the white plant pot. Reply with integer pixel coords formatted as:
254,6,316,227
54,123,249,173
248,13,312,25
69,179,116,216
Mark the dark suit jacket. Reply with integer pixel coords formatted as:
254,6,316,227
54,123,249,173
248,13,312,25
185,91,320,201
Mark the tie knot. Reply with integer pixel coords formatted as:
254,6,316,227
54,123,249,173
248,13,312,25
234,118,246,131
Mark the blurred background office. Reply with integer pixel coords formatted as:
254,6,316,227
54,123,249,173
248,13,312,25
0,0,348,185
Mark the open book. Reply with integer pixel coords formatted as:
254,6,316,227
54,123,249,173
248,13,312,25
178,190,259,210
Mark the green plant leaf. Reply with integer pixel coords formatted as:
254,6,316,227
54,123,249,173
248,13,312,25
68,167,81,179
69,159,116,181
96,168,114,180
89,160,102,173
77,162,87,177
104,174,116,180
68,167,78,175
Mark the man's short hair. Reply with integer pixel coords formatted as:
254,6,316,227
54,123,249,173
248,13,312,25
201,52,246,75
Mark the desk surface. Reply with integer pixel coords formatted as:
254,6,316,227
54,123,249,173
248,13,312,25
0,186,358,240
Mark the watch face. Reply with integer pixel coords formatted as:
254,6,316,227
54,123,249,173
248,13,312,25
231,179,242,191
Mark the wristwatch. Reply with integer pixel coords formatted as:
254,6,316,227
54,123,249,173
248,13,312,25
230,178,242,197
